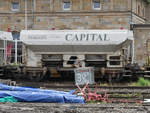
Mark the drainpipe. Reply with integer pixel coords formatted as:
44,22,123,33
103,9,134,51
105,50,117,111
3,38,6,65
130,0,133,29
34,0,36,11
31,0,36,28
15,39,18,64
131,36,135,64
130,0,135,64
25,0,28,30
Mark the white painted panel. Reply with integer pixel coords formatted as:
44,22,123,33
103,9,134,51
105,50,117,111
27,49,42,67
20,30,133,45
0,31,13,40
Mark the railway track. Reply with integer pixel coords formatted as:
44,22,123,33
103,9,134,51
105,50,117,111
7,79,150,91
1,79,150,92
41,83,150,104
44,85,150,89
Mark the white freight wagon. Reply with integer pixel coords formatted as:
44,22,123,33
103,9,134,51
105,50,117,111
20,30,134,81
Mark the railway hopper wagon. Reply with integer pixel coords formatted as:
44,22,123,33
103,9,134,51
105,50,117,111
20,30,137,82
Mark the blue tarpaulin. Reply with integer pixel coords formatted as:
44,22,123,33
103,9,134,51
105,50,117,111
0,96,18,102
0,84,84,103
0,83,69,94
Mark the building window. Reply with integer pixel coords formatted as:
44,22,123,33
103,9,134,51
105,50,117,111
138,5,141,15
93,0,101,10
63,1,70,10
11,2,19,11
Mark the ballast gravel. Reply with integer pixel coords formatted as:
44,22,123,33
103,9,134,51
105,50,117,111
0,103,149,113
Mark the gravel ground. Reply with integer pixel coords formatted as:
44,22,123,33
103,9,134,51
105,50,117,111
0,103,149,113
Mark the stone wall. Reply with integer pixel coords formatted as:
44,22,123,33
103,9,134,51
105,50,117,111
146,4,150,23
0,12,132,31
133,26,150,66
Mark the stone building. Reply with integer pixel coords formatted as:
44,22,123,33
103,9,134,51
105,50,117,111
0,0,149,32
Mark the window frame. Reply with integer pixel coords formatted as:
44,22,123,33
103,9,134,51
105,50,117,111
11,2,20,11
92,0,101,10
63,1,71,11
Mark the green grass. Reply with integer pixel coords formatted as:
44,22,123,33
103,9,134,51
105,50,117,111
129,77,150,86
137,77,150,86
